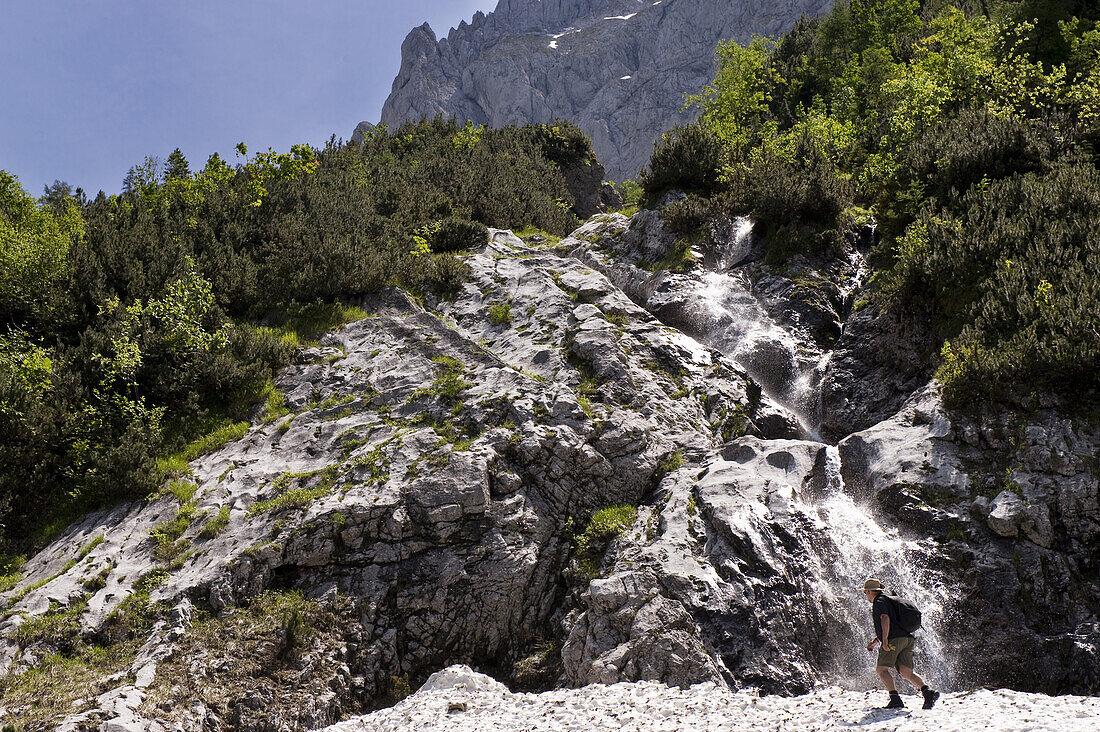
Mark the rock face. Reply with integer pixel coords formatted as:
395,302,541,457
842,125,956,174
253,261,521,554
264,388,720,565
375,0,834,181
2,210,1098,730
839,386,1100,694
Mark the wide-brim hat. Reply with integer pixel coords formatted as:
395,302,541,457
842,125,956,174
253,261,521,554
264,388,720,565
861,578,885,592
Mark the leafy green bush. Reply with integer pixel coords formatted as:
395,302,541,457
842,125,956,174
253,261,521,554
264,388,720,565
882,162,1100,406
528,121,596,170
900,107,1057,208
661,195,722,238
723,128,852,235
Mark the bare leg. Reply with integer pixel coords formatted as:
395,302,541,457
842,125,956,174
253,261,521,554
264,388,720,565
875,665,897,692
898,665,926,689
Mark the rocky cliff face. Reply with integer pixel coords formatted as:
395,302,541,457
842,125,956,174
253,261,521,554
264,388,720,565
2,209,1098,730
374,0,834,181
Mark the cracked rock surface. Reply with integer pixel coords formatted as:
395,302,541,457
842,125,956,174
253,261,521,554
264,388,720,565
376,0,833,181
2,211,1098,730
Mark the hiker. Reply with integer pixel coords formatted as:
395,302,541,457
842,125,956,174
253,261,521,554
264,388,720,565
862,578,940,710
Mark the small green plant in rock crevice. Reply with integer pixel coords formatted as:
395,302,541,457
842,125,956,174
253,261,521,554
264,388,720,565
149,506,196,567
655,451,684,482
248,465,341,516
549,271,581,301
155,421,250,478
410,355,471,408
488,301,513,327
574,505,638,578
198,505,231,539
13,594,89,652
0,554,27,594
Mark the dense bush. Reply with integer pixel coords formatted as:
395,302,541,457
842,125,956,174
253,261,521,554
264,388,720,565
640,125,727,205
646,0,1100,410
660,195,722,238
726,134,852,232
527,121,596,170
883,162,1100,405
0,118,596,551
428,218,490,253
899,107,1058,208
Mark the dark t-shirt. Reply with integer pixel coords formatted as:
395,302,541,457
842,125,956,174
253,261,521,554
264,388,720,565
872,594,912,640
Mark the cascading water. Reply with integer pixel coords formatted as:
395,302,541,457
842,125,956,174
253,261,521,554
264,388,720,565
805,448,954,691
693,218,824,430
697,218,954,691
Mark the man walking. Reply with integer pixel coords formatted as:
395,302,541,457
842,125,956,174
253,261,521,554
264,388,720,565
862,578,940,709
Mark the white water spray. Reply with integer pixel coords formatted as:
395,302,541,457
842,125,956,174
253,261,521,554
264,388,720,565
697,219,952,690
693,219,823,429
806,448,954,690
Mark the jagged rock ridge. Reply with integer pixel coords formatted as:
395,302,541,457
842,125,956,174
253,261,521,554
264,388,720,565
374,0,834,181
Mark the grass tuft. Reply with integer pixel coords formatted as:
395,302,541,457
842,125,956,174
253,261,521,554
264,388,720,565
574,505,638,577
488,301,513,327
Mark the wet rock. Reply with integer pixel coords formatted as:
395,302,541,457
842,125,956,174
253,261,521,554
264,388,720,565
819,303,937,442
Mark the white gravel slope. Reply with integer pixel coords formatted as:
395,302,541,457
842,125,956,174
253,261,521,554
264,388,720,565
325,666,1100,732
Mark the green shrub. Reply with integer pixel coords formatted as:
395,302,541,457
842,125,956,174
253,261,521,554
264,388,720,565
725,135,851,233
640,125,727,206
167,480,198,505
198,505,231,539
882,162,1100,407
429,218,490,253
655,450,684,481
900,107,1057,209
0,554,25,593
14,595,89,652
149,510,194,564
661,194,722,238
529,121,596,170
574,505,638,576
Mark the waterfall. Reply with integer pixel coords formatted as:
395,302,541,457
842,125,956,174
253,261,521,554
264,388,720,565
693,218,823,431
806,447,955,690
698,220,952,690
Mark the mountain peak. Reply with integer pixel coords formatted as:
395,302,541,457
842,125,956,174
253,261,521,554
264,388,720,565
377,0,834,180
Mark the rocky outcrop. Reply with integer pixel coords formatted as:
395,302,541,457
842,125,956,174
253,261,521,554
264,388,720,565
376,0,834,181
2,209,1098,730
562,437,855,694
0,221,801,730
838,385,1100,694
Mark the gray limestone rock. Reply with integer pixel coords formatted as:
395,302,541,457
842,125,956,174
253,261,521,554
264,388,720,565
836,385,1100,694
987,490,1025,538
0,220,799,730
4,207,1100,729
378,0,834,181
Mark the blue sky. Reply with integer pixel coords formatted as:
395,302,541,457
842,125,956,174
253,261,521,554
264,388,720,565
0,1,496,197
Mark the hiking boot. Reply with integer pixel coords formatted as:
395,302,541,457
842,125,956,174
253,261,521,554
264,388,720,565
921,687,940,709
883,692,905,709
